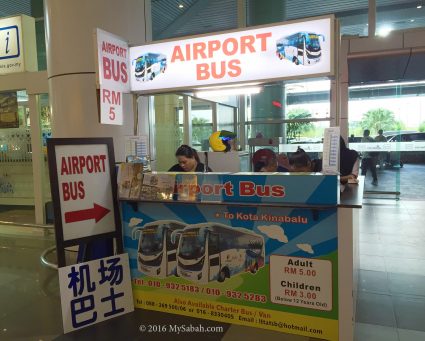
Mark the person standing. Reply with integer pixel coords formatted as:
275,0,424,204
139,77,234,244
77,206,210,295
361,129,378,185
375,129,387,169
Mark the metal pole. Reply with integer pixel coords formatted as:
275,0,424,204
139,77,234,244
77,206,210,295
368,0,376,37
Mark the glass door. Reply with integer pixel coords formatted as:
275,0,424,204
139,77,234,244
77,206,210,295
348,81,425,199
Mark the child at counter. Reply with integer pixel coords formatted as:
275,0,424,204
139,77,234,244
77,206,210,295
288,147,322,172
252,148,289,172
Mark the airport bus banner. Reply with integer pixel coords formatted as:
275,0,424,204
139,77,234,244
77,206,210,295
122,200,339,340
129,16,333,93
117,171,339,206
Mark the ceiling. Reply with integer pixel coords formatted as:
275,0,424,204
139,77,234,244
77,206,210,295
0,0,31,17
152,0,425,39
0,0,423,41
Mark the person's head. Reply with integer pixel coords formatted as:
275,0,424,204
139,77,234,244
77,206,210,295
253,149,278,172
254,161,267,172
175,145,200,172
277,153,290,169
289,147,312,172
378,129,383,135
363,129,370,137
350,134,354,138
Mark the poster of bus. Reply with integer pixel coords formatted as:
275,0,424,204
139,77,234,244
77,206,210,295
122,197,339,341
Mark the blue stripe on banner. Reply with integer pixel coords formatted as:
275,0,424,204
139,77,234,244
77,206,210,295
164,203,207,224
129,258,138,269
226,205,258,228
306,177,337,205
123,235,138,249
289,237,338,258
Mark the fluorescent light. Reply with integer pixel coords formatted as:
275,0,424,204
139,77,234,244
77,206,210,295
349,80,425,90
196,86,262,97
195,82,261,90
178,4,184,8
410,19,415,22
417,5,422,9
377,26,392,37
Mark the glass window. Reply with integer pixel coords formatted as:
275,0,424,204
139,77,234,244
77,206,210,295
244,80,330,154
191,98,213,151
0,90,34,221
217,104,235,132
153,94,184,171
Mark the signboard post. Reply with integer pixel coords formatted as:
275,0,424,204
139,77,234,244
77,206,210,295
47,138,123,267
95,29,130,125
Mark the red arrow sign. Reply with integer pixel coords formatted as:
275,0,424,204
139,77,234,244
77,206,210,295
65,203,110,224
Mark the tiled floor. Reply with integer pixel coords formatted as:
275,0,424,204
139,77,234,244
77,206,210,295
356,199,425,341
362,163,425,200
1,199,425,340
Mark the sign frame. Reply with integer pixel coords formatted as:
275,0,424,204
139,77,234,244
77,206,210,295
47,137,123,267
129,14,335,94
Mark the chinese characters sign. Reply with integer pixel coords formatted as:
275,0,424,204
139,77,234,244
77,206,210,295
58,254,134,333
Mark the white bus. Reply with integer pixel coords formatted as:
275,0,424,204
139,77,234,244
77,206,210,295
132,220,186,278
176,223,265,284
133,53,167,81
276,32,324,66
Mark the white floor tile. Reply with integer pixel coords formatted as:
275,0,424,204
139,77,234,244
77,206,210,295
355,323,398,341
398,328,425,341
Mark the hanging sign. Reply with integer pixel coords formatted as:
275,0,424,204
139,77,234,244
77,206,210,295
129,16,333,93
0,15,37,74
96,29,130,125
47,138,123,266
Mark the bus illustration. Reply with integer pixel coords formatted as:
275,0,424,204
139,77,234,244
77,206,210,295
176,223,265,284
276,32,324,66
133,53,167,81
132,220,186,278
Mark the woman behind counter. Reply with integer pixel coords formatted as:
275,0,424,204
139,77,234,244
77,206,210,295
168,145,213,172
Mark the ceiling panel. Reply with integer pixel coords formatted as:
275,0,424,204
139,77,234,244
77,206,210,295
0,0,31,17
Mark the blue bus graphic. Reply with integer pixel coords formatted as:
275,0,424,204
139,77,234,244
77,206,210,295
276,32,324,66
133,53,167,81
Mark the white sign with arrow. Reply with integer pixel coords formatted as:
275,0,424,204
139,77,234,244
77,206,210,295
55,144,116,241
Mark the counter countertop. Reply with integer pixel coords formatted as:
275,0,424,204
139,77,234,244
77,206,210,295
338,176,364,208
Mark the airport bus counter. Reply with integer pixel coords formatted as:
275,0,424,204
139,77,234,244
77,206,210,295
118,172,364,341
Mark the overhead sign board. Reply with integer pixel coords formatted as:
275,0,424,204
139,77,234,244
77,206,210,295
47,138,123,266
96,28,130,125
130,16,333,93
0,15,37,74
58,253,134,333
